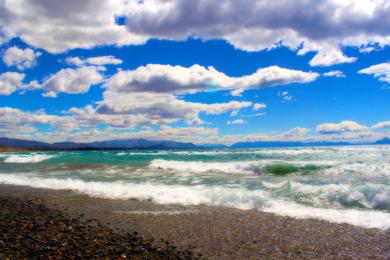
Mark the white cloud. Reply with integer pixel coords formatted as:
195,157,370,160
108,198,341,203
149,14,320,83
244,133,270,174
307,48,357,67
253,103,267,110
2,0,387,66
93,64,316,126
97,91,252,126
2,46,41,70
227,119,247,125
359,62,390,83
124,0,390,66
66,56,122,66
0,0,146,53
0,107,70,131
281,127,310,138
0,72,25,95
240,112,265,118
278,91,293,102
323,70,345,78
104,64,318,95
372,121,390,129
316,120,369,134
30,66,105,97
230,110,239,117
0,107,387,145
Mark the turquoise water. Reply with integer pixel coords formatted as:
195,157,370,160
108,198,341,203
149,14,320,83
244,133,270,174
0,145,389,229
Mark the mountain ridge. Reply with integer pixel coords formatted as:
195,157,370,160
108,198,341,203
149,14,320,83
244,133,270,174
0,137,199,150
0,137,388,150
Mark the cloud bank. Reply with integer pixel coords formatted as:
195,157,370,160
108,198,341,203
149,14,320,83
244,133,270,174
1,0,389,66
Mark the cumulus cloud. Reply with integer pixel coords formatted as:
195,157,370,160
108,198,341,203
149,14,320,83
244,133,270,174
104,64,318,95
278,91,293,102
323,70,345,78
2,0,387,66
253,103,267,110
306,48,356,67
97,91,252,126
0,106,222,143
93,64,316,126
316,120,369,134
125,0,390,66
372,121,390,129
2,46,41,70
0,107,71,132
0,107,387,145
30,66,105,97
227,119,247,125
0,0,146,53
281,127,310,138
359,62,390,83
66,56,123,66
0,72,25,95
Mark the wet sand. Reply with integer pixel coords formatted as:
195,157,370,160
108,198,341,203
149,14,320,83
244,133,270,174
0,184,389,259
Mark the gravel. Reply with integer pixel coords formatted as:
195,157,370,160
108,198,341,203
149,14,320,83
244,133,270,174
0,196,196,259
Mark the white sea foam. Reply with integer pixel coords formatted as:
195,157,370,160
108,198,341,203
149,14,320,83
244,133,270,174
126,148,328,156
149,159,337,175
3,154,54,163
116,152,127,156
254,149,327,155
291,182,351,195
263,200,390,230
0,174,269,209
322,162,390,177
289,182,390,209
149,159,264,174
0,173,389,229
261,180,290,189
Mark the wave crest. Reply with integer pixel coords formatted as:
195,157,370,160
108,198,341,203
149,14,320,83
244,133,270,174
3,154,54,163
149,159,332,175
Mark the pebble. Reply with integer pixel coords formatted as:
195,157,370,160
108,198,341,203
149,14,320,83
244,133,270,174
0,197,196,259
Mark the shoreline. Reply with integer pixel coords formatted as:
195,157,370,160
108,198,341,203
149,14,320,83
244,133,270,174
0,184,389,258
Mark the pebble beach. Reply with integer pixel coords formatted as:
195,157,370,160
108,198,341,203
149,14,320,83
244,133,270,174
0,184,389,259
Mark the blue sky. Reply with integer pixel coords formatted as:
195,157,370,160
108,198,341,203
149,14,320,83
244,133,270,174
0,0,389,144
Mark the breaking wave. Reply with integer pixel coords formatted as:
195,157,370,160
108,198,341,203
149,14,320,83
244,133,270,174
0,173,389,229
149,159,333,175
3,154,54,163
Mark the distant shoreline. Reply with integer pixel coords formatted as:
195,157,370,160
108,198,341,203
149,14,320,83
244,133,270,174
1,143,390,154
0,147,32,153
1,136,389,152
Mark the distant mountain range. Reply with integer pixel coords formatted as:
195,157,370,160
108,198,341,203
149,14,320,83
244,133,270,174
0,137,198,150
0,137,389,150
375,137,390,145
230,141,352,148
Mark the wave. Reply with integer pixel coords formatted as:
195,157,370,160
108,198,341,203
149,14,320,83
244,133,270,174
149,159,334,175
321,162,390,177
0,173,389,229
263,181,390,210
0,173,269,208
3,154,54,163
125,149,328,156
263,200,390,230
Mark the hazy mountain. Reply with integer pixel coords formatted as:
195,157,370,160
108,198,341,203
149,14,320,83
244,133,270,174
1,137,387,151
230,141,352,148
199,143,228,149
0,137,199,150
0,137,51,149
88,139,198,149
375,138,390,145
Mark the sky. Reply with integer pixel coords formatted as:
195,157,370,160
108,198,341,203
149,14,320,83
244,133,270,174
0,0,389,145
